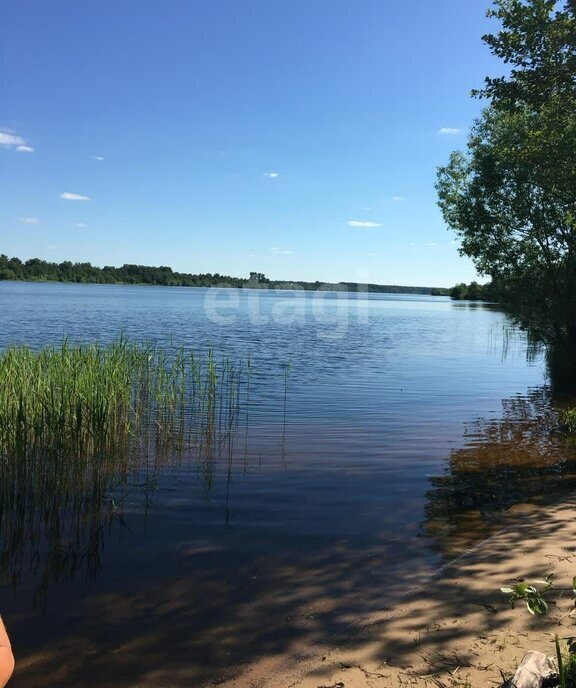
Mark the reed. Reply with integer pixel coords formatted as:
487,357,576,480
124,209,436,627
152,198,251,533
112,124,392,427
0,339,248,602
0,338,245,463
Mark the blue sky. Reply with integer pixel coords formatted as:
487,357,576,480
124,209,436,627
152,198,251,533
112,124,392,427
1,0,501,287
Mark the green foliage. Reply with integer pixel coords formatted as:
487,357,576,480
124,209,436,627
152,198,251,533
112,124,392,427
0,253,248,288
500,574,576,617
249,271,270,284
436,0,576,358
555,635,576,688
561,408,576,434
474,0,576,109
0,252,449,294
0,340,252,601
449,280,498,301
500,575,554,614
0,339,245,463
499,571,576,687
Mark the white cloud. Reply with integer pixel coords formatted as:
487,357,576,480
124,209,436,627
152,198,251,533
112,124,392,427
263,171,279,178
47,244,59,251
20,217,39,224
438,127,462,135
392,196,405,202
60,192,90,201
348,220,382,228
0,132,25,148
76,222,87,228
0,130,34,152
365,252,378,257
91,156,104,161
270,247,292,255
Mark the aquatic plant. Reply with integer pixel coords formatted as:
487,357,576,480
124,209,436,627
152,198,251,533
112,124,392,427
0,339,244,462
561,408,576,435
0,339,248,603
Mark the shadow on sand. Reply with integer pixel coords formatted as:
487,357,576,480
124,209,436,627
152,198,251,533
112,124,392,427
5,386,576,687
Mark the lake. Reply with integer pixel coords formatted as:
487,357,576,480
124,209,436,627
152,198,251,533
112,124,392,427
1,281,575,687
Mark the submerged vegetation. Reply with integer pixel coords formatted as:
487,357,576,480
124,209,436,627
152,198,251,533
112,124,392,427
0,339,249,602
561,408,576,435
424,387,576,554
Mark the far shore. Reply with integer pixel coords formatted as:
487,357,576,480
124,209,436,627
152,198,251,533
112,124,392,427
0,277,452,296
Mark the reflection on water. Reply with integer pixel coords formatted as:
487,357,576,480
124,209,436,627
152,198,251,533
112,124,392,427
0,344,261,608
1,282,575,686
0,435,248,609
425,387,576,554
5,374,576,612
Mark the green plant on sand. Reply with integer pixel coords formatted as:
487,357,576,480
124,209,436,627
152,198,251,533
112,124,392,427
500,575,555,615
555,636,576,688
500,575,576,687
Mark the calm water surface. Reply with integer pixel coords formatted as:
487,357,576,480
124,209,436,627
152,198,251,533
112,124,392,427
1,281,575,687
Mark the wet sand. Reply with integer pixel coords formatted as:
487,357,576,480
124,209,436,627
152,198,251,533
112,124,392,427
217,496,576,688
8,494,576,687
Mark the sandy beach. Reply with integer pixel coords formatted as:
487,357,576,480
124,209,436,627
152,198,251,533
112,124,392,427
216,496,576,688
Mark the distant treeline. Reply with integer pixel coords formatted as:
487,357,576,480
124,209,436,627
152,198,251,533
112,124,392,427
0,254,450,295
0,255,246,289
449,281,499,301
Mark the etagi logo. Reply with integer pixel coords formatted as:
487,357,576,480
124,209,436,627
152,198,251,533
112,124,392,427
203,282,370,340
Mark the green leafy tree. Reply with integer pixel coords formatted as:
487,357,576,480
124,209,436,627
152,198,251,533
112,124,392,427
448,280,496,300
437,0,576,382
450,283,469,300
0,252,451,295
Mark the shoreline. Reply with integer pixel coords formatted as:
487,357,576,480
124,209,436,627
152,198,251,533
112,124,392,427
216,496,576,688
0,278,452,296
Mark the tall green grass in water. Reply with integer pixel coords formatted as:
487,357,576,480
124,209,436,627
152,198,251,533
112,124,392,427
0,339,244,462
0,339,247,603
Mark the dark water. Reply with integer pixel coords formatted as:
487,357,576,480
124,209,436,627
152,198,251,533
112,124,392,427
1,281,575,687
